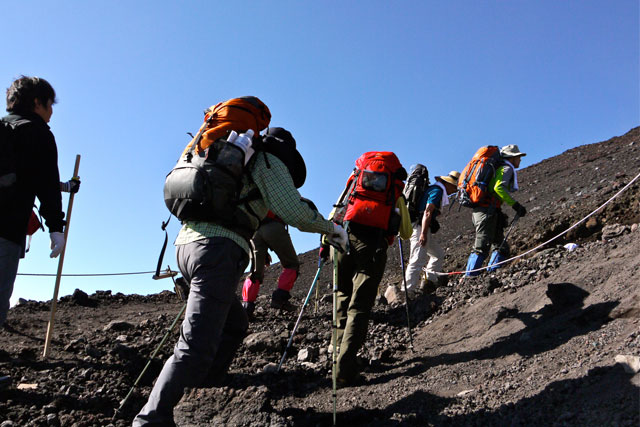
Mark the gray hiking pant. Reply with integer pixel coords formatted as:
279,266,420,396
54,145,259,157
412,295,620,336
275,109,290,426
471,207,510,257
0,237,21,326
133,237,249,426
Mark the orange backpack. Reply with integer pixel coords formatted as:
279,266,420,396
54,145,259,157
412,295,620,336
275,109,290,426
456,145,501,207
181,96,271,156
333,152,406,231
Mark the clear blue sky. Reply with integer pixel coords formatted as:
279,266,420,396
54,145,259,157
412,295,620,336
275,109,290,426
4,1,639,305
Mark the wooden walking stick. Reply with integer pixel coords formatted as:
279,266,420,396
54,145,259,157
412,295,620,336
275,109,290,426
43,154,81,358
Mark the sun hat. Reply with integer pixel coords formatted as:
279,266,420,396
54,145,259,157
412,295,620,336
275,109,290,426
500,144,527,158
435,171,461,187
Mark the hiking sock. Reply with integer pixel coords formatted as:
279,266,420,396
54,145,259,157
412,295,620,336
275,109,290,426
241,277,260,303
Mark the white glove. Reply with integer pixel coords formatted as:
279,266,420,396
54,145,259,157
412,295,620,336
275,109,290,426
50,232,65,258
325,223,348,253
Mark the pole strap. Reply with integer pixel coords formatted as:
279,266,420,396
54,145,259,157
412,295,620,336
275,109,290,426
154,214,172,279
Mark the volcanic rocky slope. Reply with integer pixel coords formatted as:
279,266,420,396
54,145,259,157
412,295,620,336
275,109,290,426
0,127,639,426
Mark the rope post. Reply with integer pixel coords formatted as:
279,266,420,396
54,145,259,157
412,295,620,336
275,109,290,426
43,155,80,359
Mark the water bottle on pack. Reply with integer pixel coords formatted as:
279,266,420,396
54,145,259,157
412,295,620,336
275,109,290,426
227,129,255,165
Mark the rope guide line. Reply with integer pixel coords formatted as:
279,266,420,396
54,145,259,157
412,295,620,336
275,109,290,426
443,169,640,276
17,271,156,277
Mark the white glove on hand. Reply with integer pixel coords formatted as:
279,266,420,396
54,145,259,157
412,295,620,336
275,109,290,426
326,223,348,253
50,232,65,258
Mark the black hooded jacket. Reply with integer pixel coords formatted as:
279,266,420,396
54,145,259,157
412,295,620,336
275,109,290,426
0,112,64,246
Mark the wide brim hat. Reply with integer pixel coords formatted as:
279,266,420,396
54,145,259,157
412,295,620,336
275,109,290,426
500,144,526,158
263,127,307,188
435,171,461,187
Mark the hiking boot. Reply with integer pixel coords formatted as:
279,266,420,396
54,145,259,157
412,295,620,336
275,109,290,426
0,376,11,390
422,280,438,295
406,286,420,300
174,277,190,302
270,298,297,312
271,289,297,312
336,373,365,389
437,275,450,288
242,301,256,321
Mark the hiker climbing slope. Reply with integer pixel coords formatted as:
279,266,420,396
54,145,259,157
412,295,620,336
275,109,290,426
241,204,312,317
134,100,347,426
465,144,527,275
324,151,412,387
404,170,460,295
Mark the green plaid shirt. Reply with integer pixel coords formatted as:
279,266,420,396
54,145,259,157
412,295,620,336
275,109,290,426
175,152,334,254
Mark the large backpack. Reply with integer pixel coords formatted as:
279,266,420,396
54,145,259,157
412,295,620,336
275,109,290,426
456,145,501,207
332,151,406,232
0,118,29,201
163,96,271,240
402,164,429,223
181,97,271,157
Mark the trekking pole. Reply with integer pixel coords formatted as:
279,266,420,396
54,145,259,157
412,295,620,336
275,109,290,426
496,214,520,254
277,257,324,372
113,301,187,419
397,239,414,351
43,155,80,359
331,246,338,426
487,214,520,271
314,279,319,315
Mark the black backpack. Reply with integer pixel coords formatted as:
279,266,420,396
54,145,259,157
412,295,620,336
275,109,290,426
0,118,29,201
163,125,305,241
402,164,429,223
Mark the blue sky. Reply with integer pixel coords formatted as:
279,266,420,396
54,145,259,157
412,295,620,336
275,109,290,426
4,1,638,305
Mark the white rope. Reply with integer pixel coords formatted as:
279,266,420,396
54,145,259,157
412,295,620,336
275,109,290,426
440,169,640,276
17,271,155,277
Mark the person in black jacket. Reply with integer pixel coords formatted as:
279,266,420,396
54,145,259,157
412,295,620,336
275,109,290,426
0,76,79,328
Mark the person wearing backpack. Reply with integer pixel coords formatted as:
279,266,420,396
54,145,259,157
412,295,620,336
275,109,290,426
465,145,527,276
320,151,412,387
404,171,460,295
134,119,348,426
0,76,79,329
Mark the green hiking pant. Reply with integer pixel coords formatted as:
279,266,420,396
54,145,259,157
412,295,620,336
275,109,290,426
335,224,388,382
471,207,510,257
250,220,300,282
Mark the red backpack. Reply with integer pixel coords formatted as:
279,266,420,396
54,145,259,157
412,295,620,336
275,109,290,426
333,152,405,231
25,208,44,253
456,145,502,207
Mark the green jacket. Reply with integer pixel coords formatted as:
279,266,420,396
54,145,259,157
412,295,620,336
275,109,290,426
489,163,518,207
